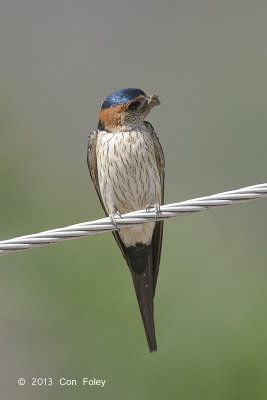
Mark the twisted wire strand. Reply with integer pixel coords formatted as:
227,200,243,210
0,183,266,256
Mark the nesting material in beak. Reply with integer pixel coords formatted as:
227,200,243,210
147,94,160,107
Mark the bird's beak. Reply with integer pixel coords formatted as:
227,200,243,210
147,94,160,107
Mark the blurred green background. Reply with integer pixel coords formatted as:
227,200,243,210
0,1,266,399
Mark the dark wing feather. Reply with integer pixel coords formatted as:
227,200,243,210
87,131,129,264
144,121,165,294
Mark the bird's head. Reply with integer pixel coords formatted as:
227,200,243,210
98,88,160,132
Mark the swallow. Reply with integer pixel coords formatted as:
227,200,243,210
87,88,165,352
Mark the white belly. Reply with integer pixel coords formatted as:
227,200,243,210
96,127,161,247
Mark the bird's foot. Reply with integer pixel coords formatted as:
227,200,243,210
109,210,122,230
146,203,161,222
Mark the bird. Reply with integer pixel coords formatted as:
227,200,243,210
87,88,165,352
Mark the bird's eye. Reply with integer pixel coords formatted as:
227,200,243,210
128,100,141,110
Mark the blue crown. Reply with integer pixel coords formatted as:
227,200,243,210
101,88,146,109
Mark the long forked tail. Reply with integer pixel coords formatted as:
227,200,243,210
127,244,157,352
